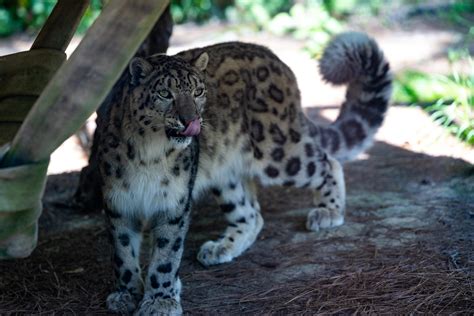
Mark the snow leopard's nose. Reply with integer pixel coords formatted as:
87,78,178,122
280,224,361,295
176,94,199,126
178,114,199,126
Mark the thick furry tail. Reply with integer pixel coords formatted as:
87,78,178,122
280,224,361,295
313,32,392,162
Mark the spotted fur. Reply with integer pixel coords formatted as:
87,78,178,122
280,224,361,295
98,32,392,315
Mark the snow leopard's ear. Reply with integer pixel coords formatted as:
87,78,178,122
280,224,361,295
194,52,209,71
129,57,153,86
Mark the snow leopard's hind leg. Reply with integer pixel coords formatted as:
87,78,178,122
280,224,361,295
305,155,346,231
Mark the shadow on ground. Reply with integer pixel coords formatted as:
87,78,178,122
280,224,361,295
0,126,472,314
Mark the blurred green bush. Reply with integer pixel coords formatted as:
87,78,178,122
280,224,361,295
0,0,380,37
171,0,222,23
0,0,102,37
0,0,342,57
394,52,474,145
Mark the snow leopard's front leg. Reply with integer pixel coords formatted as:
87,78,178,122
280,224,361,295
106,208,144,314
134,206,191,316
197,178,264,266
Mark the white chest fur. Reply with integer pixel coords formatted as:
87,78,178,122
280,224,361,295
105,161,188,219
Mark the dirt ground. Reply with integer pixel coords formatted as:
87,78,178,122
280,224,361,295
0,15,473,315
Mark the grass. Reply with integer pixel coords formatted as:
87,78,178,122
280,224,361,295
392,0,474,145
393,54,474,145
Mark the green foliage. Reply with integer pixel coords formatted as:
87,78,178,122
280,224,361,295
222,0,342,58
323,0,357,17
322,0,383,17
76,0,102,34
0,0,102,37
171,0,218,24
394,71,466,104
0,6,19,36
0,0,56,36
0,0,338,56
437,0,474,35
225,0,293,27
394,54,474,145
450,0,474,15
268,1,343,57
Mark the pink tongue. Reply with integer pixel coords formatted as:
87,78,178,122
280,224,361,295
180,119,201,136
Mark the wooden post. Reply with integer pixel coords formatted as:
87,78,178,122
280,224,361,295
1,0,170,167
0,0,169,259
0,0,88,147
31,0,89,51
0,0,89,259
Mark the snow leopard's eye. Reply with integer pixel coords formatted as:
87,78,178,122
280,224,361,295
194,88,204,97
158,89,172,99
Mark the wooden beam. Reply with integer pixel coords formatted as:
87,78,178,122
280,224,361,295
1,0,169,167
31,0,89,52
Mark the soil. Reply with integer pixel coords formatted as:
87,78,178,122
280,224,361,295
0,14,473,316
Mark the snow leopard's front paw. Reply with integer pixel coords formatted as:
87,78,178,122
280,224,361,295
107,289,140,314
306,207,344,232
197,240,234,266
198,211,264,266
134,296,182,316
